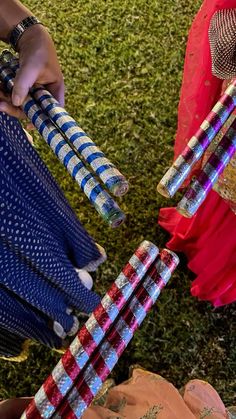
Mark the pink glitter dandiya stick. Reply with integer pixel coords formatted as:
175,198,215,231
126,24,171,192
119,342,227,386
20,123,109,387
21,241,159,419
177,118,236,217
157,80,236,198
55,249,179,418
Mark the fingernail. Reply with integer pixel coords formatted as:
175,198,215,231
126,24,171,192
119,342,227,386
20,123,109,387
12,94,21,107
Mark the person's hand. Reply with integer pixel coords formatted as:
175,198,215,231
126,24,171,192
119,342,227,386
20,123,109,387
0,24,64,120
0,397,33,418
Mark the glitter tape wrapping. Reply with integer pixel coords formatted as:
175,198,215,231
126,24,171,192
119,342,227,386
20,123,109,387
156,164,190,198
0,64,14,91
56,249,179,418
0,58,125,228
22,241,159,419
177,121,236,217
157,80,236,198
1,49,129,197
1,50,19,73
2,49,127,198
23,100,124,228
31,87,129,197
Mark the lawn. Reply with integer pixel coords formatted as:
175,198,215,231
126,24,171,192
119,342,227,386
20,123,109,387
0,0,235,408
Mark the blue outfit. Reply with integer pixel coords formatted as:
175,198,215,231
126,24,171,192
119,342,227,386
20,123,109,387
0,112,101,354
0,326,29,359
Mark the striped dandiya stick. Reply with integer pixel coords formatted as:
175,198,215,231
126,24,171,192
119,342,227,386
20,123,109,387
0,56,125,227
177,118,236,217
3,50,129,198
157,79,236,198
21,241,159,419
56,248,179,419
1,49,19,67
32,87,128,197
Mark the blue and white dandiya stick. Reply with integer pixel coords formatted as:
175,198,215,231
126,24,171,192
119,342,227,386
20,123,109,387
1,49,19,68
32,87,129,197
0,56,125,227
2,50,129,198
21,241,159,418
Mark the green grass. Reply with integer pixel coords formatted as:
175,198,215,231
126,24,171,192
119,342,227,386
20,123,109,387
0,0,236,407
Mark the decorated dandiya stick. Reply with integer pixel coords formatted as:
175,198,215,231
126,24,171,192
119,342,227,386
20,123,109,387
3,50,129,198
21,241,159,419
157,79,236,198
32,87,129,197
1,49,18,68
0,57,125,227
55,249,179,418
177,118,236,217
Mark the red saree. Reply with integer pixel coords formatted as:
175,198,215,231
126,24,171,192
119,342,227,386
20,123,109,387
159,0,236,307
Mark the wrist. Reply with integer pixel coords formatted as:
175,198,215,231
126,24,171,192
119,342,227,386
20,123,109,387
9,16,43,51
17,24,49,52
0,0,31,42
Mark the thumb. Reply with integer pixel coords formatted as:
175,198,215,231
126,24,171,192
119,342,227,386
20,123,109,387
12,61,40,107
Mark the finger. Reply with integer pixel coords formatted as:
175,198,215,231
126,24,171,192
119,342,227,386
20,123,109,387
46,78,65,107
12,61,41,106
0,100,26,119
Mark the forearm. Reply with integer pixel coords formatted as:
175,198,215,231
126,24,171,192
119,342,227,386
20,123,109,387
0,0,64,109
0,0,32,42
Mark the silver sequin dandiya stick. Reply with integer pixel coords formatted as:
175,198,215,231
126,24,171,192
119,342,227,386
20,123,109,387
157,79,236,198
177,118,236,217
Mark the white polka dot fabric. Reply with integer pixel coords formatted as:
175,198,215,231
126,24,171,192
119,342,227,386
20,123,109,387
0,112,102,350
0,284,62,349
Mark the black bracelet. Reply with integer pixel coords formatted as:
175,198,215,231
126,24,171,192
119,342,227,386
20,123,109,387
9,16,43,51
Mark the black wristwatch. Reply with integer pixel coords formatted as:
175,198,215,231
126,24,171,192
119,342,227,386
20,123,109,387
9,16,43,51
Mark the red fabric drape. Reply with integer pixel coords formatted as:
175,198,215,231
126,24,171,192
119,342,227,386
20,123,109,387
159,0,236,306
